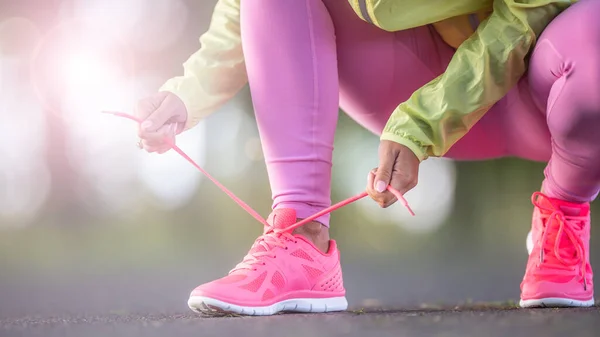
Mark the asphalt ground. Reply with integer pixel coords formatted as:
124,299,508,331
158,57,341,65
2,303,599,337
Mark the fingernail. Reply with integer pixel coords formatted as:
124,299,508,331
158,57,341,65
141,121,152,130
375,180,387,193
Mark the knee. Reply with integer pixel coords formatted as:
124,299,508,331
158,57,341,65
546,83,600,145
546,62,600,143
548,112,600,149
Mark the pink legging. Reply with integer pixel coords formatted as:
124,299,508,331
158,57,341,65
240,0,600,226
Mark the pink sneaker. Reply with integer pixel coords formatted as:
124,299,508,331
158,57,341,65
520,192,595,307
187,208,348,315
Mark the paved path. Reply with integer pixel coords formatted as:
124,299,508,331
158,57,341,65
2,306,599,337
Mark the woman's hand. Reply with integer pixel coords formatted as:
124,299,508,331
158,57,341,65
135,91,188,153
366,140,420,208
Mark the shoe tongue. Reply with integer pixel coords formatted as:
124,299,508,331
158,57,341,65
246,209,298,256
560,206,586,217
266,208,297,232
539,196,590,217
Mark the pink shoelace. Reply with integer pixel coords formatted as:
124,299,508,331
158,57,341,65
234,227,298,272
532,192,588,290
104,111,415,233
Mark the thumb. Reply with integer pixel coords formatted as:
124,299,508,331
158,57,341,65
136,91,169,119
374,149,397,193
141,96,176,133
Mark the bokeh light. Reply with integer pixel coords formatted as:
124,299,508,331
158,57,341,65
0,0,457,232
29,12,135,105
139,122,207,210
206,96,256,180
370,158,457,234
67,0,145,39
128,0,189,52
244,137,263,161
0,17,41,57
59,0,189,52
0,55,49,225
333,133,456,234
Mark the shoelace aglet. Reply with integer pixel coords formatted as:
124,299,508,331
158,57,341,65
368,171,415,216
102,110,141,122
387,186,415,216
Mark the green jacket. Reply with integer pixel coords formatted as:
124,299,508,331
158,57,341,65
161,0,574,160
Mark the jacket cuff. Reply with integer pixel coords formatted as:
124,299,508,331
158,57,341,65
380,131,428,162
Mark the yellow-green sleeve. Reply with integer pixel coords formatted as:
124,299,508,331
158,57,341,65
381,0,573,161
159,0,246,131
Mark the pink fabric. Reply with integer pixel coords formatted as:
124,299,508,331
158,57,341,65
240,0,600,226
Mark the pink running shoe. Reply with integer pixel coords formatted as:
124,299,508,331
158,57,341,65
520,192,595,307
187,208,348,315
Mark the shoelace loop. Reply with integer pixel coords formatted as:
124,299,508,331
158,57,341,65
532,192,588,289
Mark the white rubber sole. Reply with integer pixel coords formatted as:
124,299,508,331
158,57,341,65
520,297,595,308
188,296,348,316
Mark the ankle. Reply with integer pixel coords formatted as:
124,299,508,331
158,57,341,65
292,220,330,253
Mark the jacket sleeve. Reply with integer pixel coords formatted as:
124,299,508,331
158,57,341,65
380,0,572,161
159,0,247,131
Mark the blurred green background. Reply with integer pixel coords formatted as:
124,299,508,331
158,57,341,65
0,0,597,318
